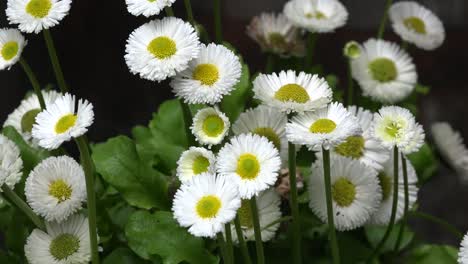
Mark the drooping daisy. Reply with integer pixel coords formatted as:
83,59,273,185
217,133,281,199
4,90,60,145
25,156,87,222
25,214,91,264
432,122,468,181
343,41,362,59
172,173,241,238
125,17,200,82
191,107,230,148
283,0,348,33
0,135,23,189
0,28,26,70
232,106,288,163
6,0,72,34
227,189,282,242
351,38,417,103
286,102,362,150
389,1,445,51
309,156,382,231
368,153,418,226
125,0,176,17
32,93,94,150
253,70,332,113
246,12,305,57
459,232,468,264
170,43,242,105
176,147,217,183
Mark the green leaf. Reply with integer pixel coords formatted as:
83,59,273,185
125,211,219,264
103,248,147,264
92,136,169,210
221,63,251,122
149,100,188,148
107,202,137,230
337,232,373,264
407,143,439,184
365,223,414,253
5,209,29,256
406,244,457,264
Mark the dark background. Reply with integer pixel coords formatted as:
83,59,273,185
1,0,467,246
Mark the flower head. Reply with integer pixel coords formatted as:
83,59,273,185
343,41,362,59
0,135,23,190
125,0,176,17
176,147,217,183
191,107,230,148
459,232,468,264
0,28,26,70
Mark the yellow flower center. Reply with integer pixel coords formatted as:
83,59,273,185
25,0,52,18
334,136,365,159
196,195,222,219
332,178,356,207
48,179,72,202
148,0,156,2
403,16,427,34
192,156,210,174
236,153,260,180
344,42,361,58
192,63,220,86
274,84,310,104
309,118,337,134
202,115,225,137
237,199,253,228
368,58,397,83
21,108,41,133
253,127,281,150
378,173,392,201
384,120,404,139
305,11,327,19
55,114,77,134
49,233,80,260
268,32,287,48
147,36,177,59
1,41,19,61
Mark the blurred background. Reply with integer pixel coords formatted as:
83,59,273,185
1,0,467,246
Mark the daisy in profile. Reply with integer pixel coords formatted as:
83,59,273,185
253,70,332,113
25,156,87,222
286,102,362,150
389,1,445,50
343,41,362,59
351,39,417,103
25,214,91,264
216,134,281,199
368,154,418,225
309,156,382,231
172,173,241,238
246,13,305,57
432,122,468,181
170,43,241,105
6,0,72,34
459,232,468,264
32,93,94,150
176,147,217,183
125,0,176,17
4,90,60,144
227,189,282,242
125,17,200,82
232,106,288,163
283,0,348,33
191,107,230,148
0,135,23,189
0,28,26,70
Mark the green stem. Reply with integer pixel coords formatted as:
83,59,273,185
75,136,100,264
346,59,354,106
19,57,45,109
368,146,399,262
43,29,68,93
217,232,228,263
409,211,463,239
234,216,252,264
250,196,265,264
304,33,317,71
179,100,196,147
394,154,409,252
265,53,275,73
183,0,195,25
1,185,45,231
224,223,234,264
377,0,393,39
401,41,409,51
165,6,174,16
288,142,302,264
213,0,223,43
322,148,340,264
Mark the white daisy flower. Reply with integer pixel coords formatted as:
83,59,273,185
371,106,418,151
286,102,362,150
232,105,289,164
172,173,241,238
459,232,468,264
401,122,425,155
216,133,281,199
252,70,332,113
32,93,94,150
170,43,242,105
6,0,72,34
176,147,217,183
25,214,91,264
246,12,305,57
125,17,200,82
351,38,417,103
368,153,418,226
191,107,230,148
25,156,87,222
309,156,382,231
389,1,445,51
0,28,26,70
125,0,176,17
343,41,362,59
283,0,348,33
432,122,468,181
227,189,282,242
0,135,23,190
4,90,60,145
